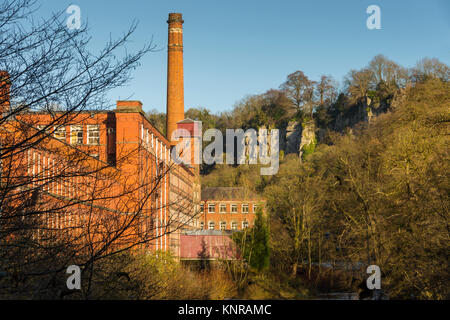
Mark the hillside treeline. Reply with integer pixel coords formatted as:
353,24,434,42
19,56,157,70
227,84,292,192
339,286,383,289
266,77,449,299
194,56,449,299
148,55,448,135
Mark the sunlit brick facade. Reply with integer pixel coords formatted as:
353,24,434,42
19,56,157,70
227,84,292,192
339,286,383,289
0,13,204,257
1,99,200,255
0,13,265,261
199,187,265,232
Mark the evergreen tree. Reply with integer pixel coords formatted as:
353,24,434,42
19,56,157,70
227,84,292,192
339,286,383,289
249,208,270,272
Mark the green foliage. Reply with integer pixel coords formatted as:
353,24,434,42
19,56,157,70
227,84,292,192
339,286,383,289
185,107,217,130
232,208,270,273
71,251,237,300
198,56,449,299
279,150,285,161
249,209,270,272
201,163,268,194
367,90,377,100
302,137,317,159
265,78,450,299
146,109,166,135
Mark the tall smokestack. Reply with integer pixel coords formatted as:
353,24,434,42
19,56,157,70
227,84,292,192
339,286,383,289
0,71,11,115
166,13,185,146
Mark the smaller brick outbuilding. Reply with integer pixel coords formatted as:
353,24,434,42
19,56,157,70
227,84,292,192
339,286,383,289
199,187,265,232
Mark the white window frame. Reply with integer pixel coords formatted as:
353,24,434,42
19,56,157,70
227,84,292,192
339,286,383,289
231,204,238,213
242,221,249,229
231,221,238,230
219,204,227,213
208,221,215,230
54,126,66,141
220,221,227,230
70,125,83,145
208,204,215,213
87,125,100,145
37,125,51,135
242,204,249,213
253,204,259,212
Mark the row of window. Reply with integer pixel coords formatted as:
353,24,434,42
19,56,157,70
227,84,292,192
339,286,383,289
201,203,258,214
200,221,249,230
38,125,100,145
27,149,83,198
140,124,170,164
141,125,155,149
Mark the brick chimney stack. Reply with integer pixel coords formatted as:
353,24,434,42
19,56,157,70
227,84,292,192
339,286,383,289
166,13,185,146
0,71,11,114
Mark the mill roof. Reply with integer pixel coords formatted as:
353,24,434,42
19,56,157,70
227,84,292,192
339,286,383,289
201,187,262,201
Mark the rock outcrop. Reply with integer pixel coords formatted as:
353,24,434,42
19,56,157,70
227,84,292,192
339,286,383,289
275,92,398,158
285,120,302,154
298,121,316,160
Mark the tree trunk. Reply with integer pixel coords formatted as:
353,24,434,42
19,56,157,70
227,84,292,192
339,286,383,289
291,262,298,279
308,231,312,280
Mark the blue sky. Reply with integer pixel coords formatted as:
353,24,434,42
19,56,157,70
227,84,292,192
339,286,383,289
41,0,449,114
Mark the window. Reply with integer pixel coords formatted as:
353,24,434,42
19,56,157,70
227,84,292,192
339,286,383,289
242,221,249,229
231,221,238,230
37,125,51,135
253,204,259,212
200,221,204,230
200,204,204,213
208,221,215,230
219,204,226,213
220,221,226,230
231,204,238,213
70,125,83,144
54,126,66,141
87,125,100,145
242,204,249,213
208,204,215,213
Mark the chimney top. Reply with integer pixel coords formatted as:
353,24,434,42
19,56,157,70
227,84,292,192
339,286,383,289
116,100,143,113
167,13,183,24
0,70,10,79
0,70,11,113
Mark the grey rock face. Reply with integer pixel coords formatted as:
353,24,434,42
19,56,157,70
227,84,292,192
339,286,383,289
299,121,316,159
285,120,302,155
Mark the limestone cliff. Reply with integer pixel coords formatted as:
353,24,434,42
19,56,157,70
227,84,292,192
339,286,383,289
279,120,316,159
284,120,302,154
298,121,316,160
275,90,402,157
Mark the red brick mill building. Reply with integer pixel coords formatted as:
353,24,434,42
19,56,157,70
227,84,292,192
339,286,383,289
177,187,265,261
0,13,264,261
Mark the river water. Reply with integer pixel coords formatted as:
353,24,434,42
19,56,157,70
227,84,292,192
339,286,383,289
315,292,359,300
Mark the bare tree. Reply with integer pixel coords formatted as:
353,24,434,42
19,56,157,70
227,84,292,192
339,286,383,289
316,75,338,106
368,54,409,90
0,0,199,299
344,68,375,103
280,70,316,118
410,57,450,83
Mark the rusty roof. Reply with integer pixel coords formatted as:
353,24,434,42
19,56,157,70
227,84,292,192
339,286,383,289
179,234,239,260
